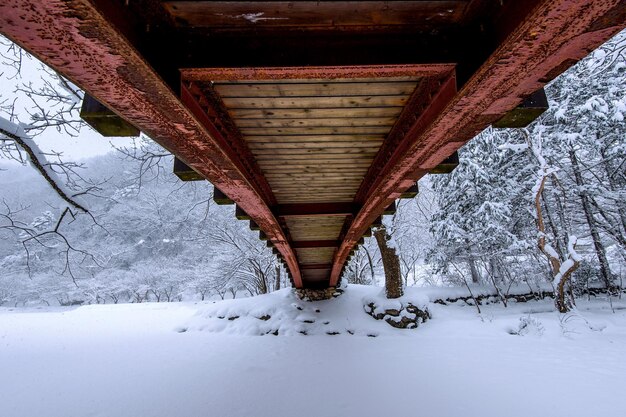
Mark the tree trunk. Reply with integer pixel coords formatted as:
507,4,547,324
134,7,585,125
468,257,481,284
274,265,281,291
363,246,376,284
541,193,566,258
373,225,403,299
257,273,268,294
569,149,613,287
530,160,579,313
600,139,626,235
556,263,579,313
553,188,570,240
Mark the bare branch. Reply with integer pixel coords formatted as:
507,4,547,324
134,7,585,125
0,124,87,212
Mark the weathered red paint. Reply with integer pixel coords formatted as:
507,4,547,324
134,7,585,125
182,81,278,207
355,70,458,204
329,0,626,286
181,64,456,81
0,0,303,287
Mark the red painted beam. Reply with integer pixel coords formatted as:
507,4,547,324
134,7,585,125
0,0,303,288
181,81,277,207
329,0,626,286
355,69,456,203
292,240,340,249
181,65,456,82
274,203,359,218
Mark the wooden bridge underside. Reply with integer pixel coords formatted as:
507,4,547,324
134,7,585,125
1,0,624,289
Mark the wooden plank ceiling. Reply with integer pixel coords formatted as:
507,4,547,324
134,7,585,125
200,75,422,285
3,0,622,289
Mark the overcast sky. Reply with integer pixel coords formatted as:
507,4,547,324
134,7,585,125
1,42,134,161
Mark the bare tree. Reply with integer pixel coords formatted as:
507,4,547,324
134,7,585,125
208,219,278,296
112,138,170,191
345,246,376,285
526,131,581,313
1,36,108,283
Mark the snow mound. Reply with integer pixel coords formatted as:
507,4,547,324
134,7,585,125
184,285,432,336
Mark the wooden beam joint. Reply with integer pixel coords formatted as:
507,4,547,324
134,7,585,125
400,182,419,199
429,151,459,174
80,93,140,137
173,157,205,181
235,205,251,221
492,88,549,128
213,188,234,205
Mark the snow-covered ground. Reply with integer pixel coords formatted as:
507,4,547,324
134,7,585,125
1,285,625,417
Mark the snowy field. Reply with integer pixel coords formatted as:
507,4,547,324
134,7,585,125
1,285,625,417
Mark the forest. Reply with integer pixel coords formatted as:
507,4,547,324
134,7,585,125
1,31,625,309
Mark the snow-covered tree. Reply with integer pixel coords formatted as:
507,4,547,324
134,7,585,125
428,128,535,288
